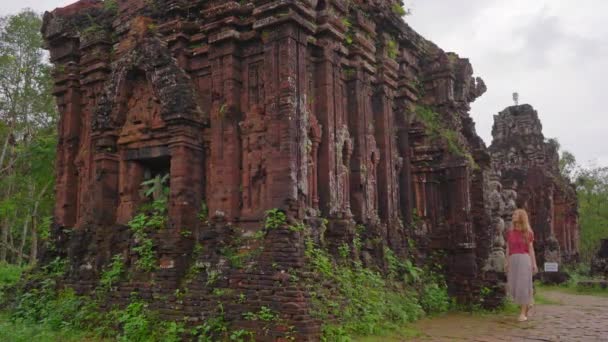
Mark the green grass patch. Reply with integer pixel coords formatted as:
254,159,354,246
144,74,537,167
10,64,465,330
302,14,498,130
0,262,24,285
535,264,608,297
353,325,423,341
0,312,104,342
537,282,608,297
0,262,26,301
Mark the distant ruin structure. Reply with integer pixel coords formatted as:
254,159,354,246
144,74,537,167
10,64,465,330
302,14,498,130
42,0,578,339
489,104,580,265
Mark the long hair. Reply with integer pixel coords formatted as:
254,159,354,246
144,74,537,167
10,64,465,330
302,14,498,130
512,209,533,244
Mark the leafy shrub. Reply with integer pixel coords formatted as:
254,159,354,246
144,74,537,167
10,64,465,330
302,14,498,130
419,283,450,315
264,209,286,230
99,254,124,292
115,300,155,342
307,241,425,338
391,3,407,16
127,197,168,272
338,243,350,259
415,105,478,169
0,263,24,302
386,39,398,59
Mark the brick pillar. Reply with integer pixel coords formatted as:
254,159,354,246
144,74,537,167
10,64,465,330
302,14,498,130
346,67,379,224
395,103,413,225
53,64,82,228
92,137,119,225
260,23,310,214
168,139,203,234
372,85,399,226
116,159,144,225
207,40,242,220
313,42,354,219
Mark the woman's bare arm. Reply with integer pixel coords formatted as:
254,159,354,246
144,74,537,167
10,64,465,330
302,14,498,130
505,244,509,272
529,241,538,273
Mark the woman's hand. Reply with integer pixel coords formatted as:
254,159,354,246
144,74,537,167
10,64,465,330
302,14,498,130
504,262,509,273
532,264,538,274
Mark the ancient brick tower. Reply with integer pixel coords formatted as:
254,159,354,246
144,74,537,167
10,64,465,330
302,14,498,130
489,104,580,264
42,0,531,339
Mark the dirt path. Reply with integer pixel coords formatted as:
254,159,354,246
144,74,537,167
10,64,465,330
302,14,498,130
407,290,608,342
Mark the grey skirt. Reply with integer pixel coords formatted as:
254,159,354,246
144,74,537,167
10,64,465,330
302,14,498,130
507,253,534,305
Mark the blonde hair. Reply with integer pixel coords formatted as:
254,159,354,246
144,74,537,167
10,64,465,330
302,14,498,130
512,209,533,244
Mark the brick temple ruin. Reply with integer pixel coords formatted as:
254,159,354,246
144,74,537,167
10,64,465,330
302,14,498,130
42,0,579,339
489,104,580,265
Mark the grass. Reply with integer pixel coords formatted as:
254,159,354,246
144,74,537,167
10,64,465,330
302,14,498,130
0,262,24,284
354,286,565,341
0,312,104,342
353,325,423,341
537,282,608,298
535,263,608,297
0,262,25,301
0,263,105,342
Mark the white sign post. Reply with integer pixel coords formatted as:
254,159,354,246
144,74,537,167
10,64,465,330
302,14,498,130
544,262,559,272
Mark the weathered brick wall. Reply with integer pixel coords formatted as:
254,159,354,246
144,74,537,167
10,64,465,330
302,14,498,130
42,0,528,338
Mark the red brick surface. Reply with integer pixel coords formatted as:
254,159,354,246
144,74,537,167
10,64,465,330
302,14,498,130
41,0,578,339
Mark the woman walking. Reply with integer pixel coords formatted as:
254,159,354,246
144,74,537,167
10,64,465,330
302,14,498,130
505,208,538,322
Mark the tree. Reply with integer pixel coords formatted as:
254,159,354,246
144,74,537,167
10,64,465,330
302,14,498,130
572,164,608,263
0,9,57,265
559,150,577,181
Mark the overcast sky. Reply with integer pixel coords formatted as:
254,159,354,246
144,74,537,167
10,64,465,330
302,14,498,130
407,0,608,167
2,0,607,166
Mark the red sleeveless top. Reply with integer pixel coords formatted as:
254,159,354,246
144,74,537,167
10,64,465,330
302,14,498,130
507,229,534,255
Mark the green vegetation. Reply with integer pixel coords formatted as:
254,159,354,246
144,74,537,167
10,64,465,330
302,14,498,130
415,106,478,169
535,264,608,297
126,175,170,272
386,39,398,60
341,18,355,45
556,147,608,263
305,240,450,340
0,261,258,341
391,3,410,17
264,208,287,230
127,201,164,272
0,9,57,267
98,254,125,293
103,0,118,13
574,167,608,262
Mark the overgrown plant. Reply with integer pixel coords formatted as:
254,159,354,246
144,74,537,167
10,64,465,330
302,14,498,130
391,3,410,16
127,176,170,272
305,239,451,340
415,105,478,169
386,39,398,59
264,209,287,230
306,240,426,339
98,254,125,293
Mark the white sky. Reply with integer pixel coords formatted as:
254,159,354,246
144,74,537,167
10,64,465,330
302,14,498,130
407,0,608,167
2,0,607,167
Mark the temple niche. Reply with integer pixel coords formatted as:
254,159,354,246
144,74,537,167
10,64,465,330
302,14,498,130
41,0,577,339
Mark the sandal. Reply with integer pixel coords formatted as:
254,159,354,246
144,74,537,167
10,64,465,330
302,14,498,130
517,315,528,322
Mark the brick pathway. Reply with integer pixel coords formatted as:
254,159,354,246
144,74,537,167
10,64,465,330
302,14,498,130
409,290,608,342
